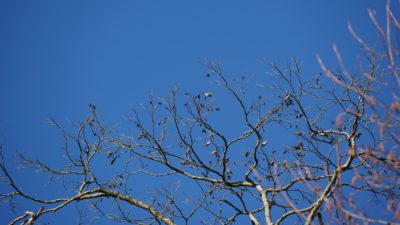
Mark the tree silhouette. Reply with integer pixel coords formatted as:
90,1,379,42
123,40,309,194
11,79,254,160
1,1,399,224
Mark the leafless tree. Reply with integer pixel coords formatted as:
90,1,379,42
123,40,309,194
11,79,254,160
1,1,399,225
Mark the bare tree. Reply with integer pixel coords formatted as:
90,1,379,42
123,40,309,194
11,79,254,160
1,1,399,225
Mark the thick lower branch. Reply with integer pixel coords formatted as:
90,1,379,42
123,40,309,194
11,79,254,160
256,185,273,225
98,189,176,225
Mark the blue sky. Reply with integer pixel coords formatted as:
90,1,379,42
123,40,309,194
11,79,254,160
0,1,389,224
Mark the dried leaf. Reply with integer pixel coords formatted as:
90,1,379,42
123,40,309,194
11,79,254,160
367,96,377,106
349,197,355,208
336,113,344,127
391,101,399,112
387,199,394,211
351,176,357,185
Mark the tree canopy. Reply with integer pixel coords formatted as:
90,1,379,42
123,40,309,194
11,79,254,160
1,1,399,225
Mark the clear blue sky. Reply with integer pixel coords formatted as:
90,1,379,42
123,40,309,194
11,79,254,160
0,1,388,224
